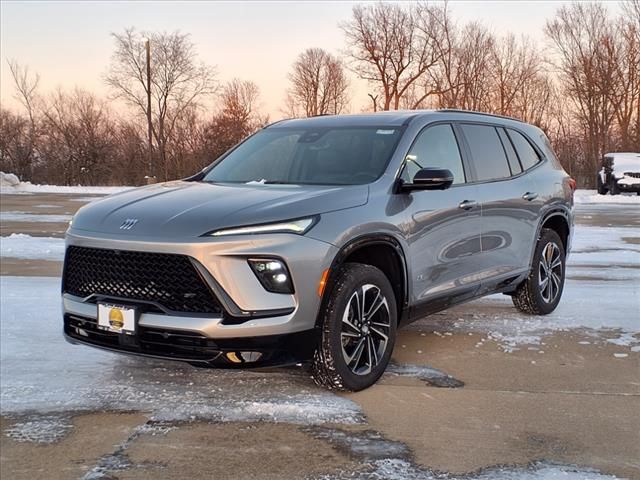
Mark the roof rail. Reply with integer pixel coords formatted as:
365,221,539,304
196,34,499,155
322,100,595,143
437,109,524,123
262,118,291,129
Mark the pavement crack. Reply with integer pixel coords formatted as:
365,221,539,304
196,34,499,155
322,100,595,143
80,419,175,479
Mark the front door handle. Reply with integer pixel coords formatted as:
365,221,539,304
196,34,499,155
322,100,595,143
458,200,478,210
522,192,538,201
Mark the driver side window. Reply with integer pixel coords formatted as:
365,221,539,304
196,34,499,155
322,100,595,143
401,124,466,184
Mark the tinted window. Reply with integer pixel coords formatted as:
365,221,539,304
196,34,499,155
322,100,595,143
401,124,465,184
508,129,540,170
461,124,511,181
497,128,522,175
203,127,403,185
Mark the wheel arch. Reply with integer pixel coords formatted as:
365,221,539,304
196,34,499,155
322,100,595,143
317,234,410,326
530,209,572,267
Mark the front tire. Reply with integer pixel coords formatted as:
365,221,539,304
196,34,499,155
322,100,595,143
312,263,397,391
596,174,608,195
512,228,566,315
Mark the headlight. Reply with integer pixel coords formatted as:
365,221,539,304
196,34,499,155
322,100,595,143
206,217,317,237
247,258,294,294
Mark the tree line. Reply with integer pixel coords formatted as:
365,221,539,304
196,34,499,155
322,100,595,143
1,1,638,187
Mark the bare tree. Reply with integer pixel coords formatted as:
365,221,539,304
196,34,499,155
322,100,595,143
105,28,217,181
0,109,33,178
220,78,265,125
489,34,544,117
5,60,40,179
201,79,267,163
609,16,640,150
285,48,349,117
40,89,117,185
432,22,495,111
545,3,619,175
341,2,446,111
621,0,640,31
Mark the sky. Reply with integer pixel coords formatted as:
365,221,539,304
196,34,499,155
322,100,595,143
0,1,623,120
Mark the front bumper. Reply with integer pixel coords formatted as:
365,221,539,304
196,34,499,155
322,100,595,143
616,179,640,193
62,229,337,364
64,313,318,367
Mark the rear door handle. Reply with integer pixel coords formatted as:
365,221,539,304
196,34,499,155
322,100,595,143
522,192,538,201
458,200,478,210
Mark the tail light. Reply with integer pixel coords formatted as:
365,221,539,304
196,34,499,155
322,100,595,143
567,178,577,191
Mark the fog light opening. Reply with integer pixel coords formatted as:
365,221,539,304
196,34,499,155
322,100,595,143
247,258,294,294
226,351,263,364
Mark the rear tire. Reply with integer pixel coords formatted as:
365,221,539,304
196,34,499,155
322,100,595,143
512,228,566,315
312,263,397,391
610,180,620,195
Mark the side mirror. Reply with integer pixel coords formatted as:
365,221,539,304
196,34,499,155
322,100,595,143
400,168,454,191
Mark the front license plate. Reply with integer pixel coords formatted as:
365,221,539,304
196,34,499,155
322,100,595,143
97,303,136,334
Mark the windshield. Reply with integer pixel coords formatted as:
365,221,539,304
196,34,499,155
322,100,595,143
202,126,404,186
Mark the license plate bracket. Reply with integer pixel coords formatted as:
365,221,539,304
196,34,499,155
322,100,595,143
97,303,137,335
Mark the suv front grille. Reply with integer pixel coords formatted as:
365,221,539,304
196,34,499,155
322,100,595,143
63,246,222,314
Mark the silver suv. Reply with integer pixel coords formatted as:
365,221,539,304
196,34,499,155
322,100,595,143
63,110,575,391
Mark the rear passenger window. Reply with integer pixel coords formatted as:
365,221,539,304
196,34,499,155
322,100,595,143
507,129,541,170
460,124,511,181
497,128,522,175
402,124,466,184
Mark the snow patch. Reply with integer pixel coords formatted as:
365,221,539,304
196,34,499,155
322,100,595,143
386,363,464,388
4,415,73,444
444,279,640,352
0,277,363,425
1,234,65,261
574,189,640,204
1,172,132,195
606,332,640,348
1,212,72,223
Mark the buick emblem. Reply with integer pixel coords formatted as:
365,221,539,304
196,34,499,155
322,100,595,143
120,218,139,230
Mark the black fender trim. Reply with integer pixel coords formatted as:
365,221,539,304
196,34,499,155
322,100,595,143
529,207,572,267
317,233,410,326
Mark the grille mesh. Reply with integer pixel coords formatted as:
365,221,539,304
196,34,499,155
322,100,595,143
63,246,222,314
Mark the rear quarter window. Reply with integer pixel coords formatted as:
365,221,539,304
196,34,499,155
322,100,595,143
507,129,541,171
460,124,511,181
496,128,522,175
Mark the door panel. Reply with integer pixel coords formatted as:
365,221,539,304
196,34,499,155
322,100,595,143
400,123,484,306
406,186,483,304
474,175,540,281
457,123,541,287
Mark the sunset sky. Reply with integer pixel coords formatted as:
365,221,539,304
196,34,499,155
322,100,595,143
0,1,623,120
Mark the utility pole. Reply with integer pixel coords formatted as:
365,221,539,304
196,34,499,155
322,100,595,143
145,38,155,183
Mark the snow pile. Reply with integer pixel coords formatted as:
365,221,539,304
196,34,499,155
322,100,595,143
0,234,65,261
574,189,640,204
1,172,132,195
0,172,20,188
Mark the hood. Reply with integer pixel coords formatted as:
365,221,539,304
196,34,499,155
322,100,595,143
71,180,368,238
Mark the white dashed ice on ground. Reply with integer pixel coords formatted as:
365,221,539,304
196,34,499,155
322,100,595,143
0,212,73,223
0,234,65,261
4,415,73,444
